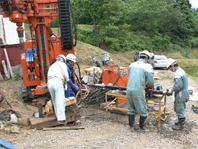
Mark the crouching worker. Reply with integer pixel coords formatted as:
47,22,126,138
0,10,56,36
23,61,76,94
47,54,69,125
65,54,79,98
126,50,154,132
166,58,189,130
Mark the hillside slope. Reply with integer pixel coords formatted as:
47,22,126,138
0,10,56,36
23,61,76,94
75,41,133,67
75,41,198,68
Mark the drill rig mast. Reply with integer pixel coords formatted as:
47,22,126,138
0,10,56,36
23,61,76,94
0,0,76,101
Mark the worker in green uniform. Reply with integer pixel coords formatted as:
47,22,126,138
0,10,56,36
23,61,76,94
166,58,189,130
127,50,154,132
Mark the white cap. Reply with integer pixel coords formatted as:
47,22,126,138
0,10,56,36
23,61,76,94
139,50,150,59
66,53,76,62
166,58,176,69
56,54,66,63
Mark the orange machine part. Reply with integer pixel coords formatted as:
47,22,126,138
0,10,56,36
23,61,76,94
102,65,129,104
102,66,128,87
2,0,75,97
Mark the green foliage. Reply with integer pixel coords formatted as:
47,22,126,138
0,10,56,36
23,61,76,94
181,48,191,57
70,0,198,54
77,27,93,45
50,17,58,28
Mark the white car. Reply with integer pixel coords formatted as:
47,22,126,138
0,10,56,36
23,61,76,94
153,55,168,69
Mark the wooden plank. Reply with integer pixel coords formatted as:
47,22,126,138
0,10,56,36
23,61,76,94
45,98,77,115
43,126,85,131
109,109,127,115
107,106,128,112
30,109,81,130
66,97,77,106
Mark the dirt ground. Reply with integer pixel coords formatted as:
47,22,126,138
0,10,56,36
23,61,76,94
0,69,198,149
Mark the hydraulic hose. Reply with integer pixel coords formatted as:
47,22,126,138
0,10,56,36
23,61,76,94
75,62,82,82
12,0,30,14
83,64,122,107
2,0,12,15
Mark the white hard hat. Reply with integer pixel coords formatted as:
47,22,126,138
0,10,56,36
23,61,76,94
66,53,76,62
166,58,176,69
56,54,66,63
139,50,150,59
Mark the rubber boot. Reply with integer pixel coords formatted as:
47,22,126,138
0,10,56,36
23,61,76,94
139,116,149,132
172,118,185,130
175,118,180,125
128,115,135,132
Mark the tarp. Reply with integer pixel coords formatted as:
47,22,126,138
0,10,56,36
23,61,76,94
0,15,26,45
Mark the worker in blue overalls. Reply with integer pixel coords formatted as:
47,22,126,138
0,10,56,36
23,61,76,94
65,54,79,98
166,58,189,130
127,50,154,132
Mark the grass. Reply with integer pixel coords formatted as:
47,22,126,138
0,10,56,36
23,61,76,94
77,24,93,30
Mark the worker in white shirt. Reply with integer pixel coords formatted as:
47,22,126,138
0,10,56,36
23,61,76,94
47,54,69,125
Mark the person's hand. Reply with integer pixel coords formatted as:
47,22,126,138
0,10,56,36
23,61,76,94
72,84,79,92
167,89,172,96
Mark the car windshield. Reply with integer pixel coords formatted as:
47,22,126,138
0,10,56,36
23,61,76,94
155,55,167,60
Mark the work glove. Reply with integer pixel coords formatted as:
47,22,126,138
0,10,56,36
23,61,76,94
64,84,67,91
145,85,150,92
72,84,79,92
167,89,173,96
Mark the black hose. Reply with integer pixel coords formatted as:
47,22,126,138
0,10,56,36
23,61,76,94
13,0,30,14
112,65,121,85
2,0,12,15
82,65,122,106
75,62,82,81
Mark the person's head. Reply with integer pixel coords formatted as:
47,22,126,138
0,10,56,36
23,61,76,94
166,58,178,72
139,50,150,62
56,54,66,63
66,53,76,66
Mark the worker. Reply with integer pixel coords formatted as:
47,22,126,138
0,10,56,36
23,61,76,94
166,58,189,130
47,54,69,125
65,53,79,98
127,50,154,132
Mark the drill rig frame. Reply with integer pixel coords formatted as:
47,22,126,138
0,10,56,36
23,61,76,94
1,0,76,102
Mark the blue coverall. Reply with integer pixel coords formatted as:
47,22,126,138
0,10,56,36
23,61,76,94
65,62,76,98
171,66,189,119
126,59,154,117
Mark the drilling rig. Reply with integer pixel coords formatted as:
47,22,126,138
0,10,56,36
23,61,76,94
0,0,77,102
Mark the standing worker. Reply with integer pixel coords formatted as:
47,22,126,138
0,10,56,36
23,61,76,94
166,58,189,130
65,53,79,98
127,50,154,132
47,54,69,125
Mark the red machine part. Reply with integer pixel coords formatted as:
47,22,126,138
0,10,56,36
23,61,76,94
101,64,129,103
101,64,129,87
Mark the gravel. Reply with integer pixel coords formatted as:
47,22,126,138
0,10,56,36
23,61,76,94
1,70,198,149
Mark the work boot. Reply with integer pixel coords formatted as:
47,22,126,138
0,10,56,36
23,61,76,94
128,115,135,132
175,120,179,125
172,118,185,130
175,117,182,125
139,116,150,132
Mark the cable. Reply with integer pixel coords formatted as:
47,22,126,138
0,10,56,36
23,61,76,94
12,0,30,14
81,65,122,107
2,0,12,15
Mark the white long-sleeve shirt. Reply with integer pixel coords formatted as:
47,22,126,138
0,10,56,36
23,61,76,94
47,61,69,83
